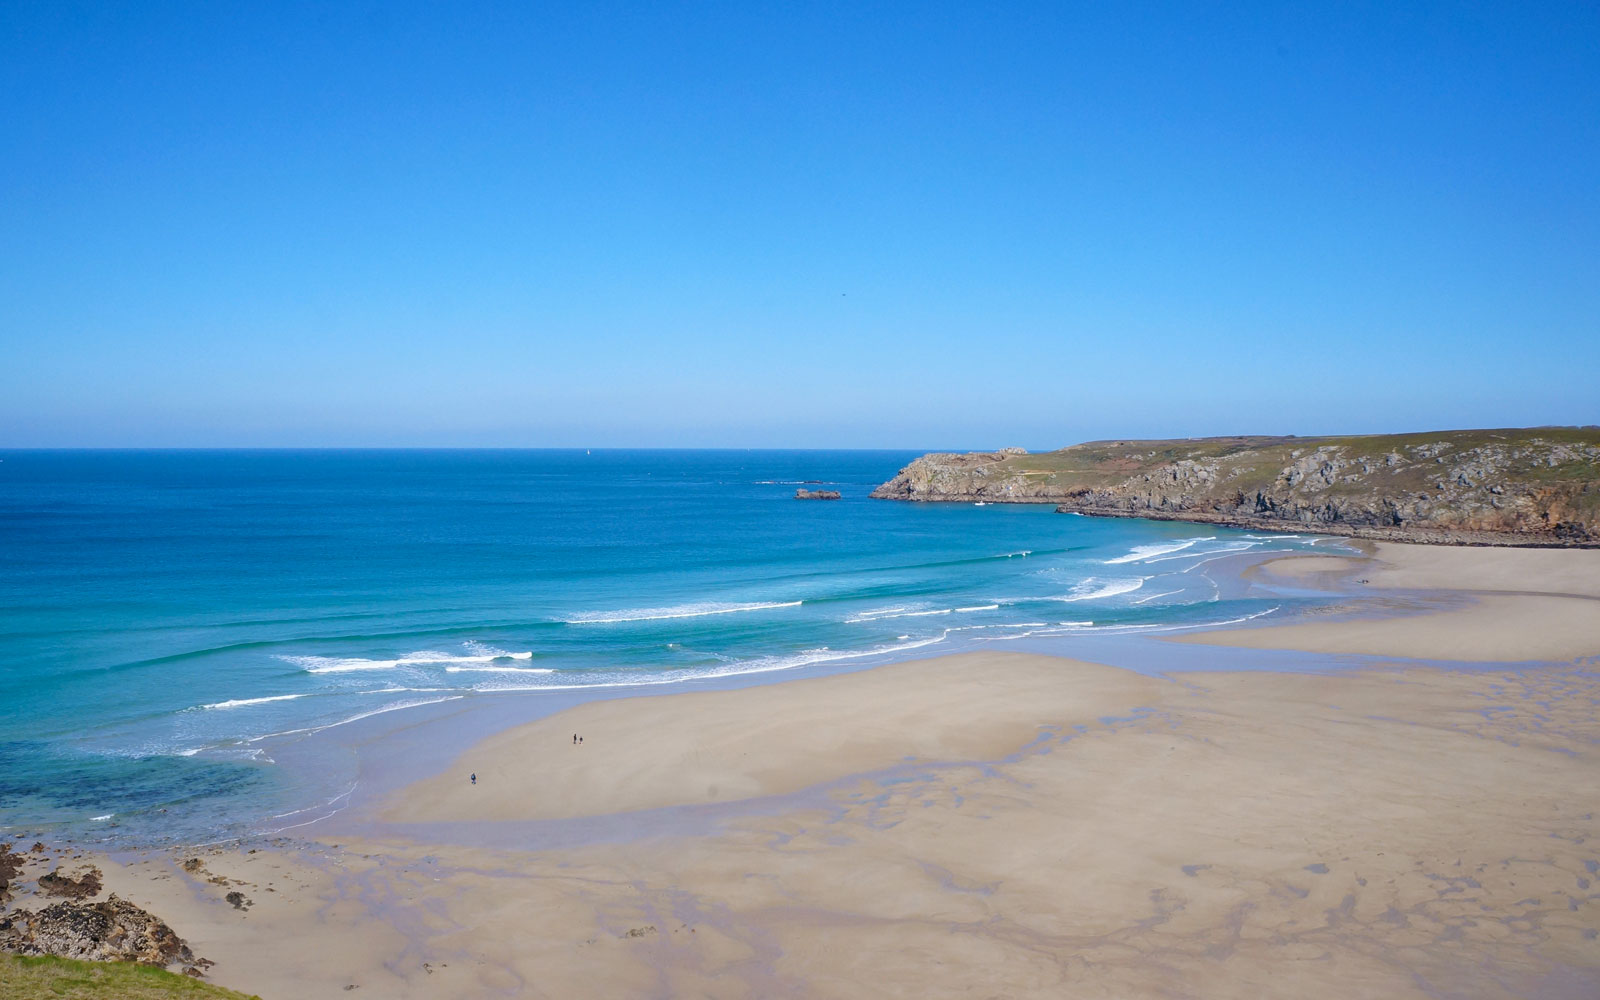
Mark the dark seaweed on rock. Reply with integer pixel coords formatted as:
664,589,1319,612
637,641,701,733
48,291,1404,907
871,428,1600,546
0,845,25,903
0,894,195,967
38,868,103,900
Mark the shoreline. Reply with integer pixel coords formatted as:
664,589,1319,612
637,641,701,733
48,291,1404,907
118,534,1351,851
888,499,1600,547
4,541,1599,997
1048,504,1600,547
1172,541,1600,661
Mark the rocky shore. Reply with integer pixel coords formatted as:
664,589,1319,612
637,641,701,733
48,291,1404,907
0,842,210,978
871,428,1600,545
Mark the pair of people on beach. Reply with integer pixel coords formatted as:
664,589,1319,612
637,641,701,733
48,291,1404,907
470,732,586,785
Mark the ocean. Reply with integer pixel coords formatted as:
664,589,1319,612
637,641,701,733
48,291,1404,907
0,450,1338,845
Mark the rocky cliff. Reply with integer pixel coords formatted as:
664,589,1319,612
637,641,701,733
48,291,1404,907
871,428,1600,546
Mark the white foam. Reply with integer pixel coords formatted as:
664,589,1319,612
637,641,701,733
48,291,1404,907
281,648,535,673
946,622,1050,632
360,686,453,694
563,601,801,624
1105,537,1212,564
846,605,911,621
845,607,952,623
1138,541,1258,565
241,695,466,743
474,635,949,693
1131,589,1184,605
90,814,113,821
200,694,307,710
1050,578,1145,602
974,606,1282,641
267,783,357,821
955,604,1000,612
444,665,556,674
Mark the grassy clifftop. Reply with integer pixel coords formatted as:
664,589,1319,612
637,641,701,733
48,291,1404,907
0,955,260,1000
871,427,1600,545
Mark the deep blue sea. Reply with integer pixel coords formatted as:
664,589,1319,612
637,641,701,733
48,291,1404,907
0,450,1335,845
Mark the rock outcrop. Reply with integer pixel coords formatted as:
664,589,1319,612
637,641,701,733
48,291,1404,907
0,845,25,904
38,867,102,900
0,894,195,966
795,489,842,500
871,428,1600,546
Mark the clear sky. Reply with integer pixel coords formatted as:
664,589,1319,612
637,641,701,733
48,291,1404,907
3,2,1596,449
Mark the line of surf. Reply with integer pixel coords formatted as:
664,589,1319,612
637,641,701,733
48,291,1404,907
561,601,802,624
1104,537,1213,564
1049,578,1146,602
281,649,535,673
198,694,309,710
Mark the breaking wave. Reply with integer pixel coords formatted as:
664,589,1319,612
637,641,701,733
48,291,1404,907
562,601,802,624
198,694,308,710
280,646,535,674
1104,538,1213,564
1049,578,1146,602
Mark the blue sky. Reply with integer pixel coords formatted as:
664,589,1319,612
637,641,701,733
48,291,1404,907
3,2,1596,448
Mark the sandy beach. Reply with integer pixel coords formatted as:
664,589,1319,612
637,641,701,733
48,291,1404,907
7,542,1600,998
1178,541,1600,661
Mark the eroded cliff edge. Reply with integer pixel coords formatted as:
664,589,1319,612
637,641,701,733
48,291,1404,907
870,429,1600,545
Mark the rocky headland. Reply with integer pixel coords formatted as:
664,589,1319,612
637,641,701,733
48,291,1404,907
871,428,1600,545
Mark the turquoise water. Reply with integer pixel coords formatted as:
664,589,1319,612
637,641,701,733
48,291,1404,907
0,450,1332,844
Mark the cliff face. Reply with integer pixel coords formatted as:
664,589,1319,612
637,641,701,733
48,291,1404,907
870,429,1600,546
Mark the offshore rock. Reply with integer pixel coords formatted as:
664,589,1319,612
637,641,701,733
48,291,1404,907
795,489,842,500
871,428,1600,546
0,893,195,966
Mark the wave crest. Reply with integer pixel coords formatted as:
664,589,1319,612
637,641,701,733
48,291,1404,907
199,694,308,710
1104,538,1213,564
1050,578,1145,602
562,601,801,624
280,647,535,674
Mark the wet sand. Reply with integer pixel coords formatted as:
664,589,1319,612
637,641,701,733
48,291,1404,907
10,542,1599,998
1179,541,1600,661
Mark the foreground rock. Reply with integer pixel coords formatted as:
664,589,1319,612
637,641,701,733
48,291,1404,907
0,845,24,904
794,488,841,500
0,894,196,966
871,428,1600,545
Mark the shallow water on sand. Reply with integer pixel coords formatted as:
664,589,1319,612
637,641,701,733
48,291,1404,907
0,449,1344,845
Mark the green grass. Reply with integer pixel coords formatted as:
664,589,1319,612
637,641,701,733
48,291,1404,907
0,954,261,1000
988,428,1600,486
917,428,1600,516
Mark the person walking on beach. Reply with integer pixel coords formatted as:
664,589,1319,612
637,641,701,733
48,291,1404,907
470,772,476,785
573,734,577,745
